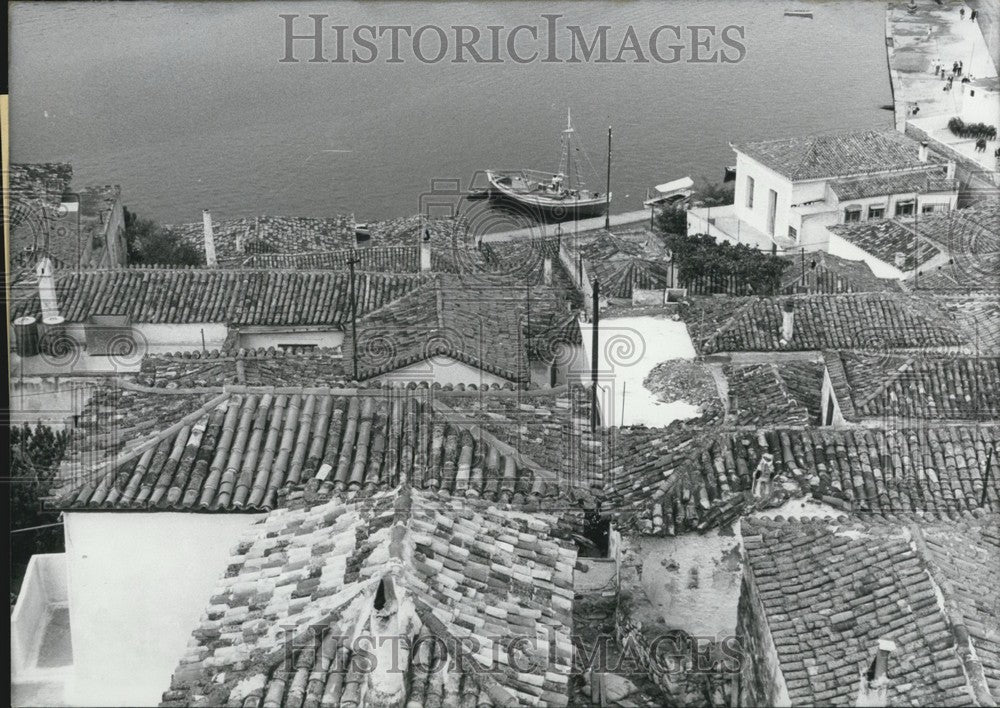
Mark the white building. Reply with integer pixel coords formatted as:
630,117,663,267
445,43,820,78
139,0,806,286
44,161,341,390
688,129,958,254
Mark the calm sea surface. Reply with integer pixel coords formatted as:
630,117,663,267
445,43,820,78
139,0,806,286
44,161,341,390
10,1,891,226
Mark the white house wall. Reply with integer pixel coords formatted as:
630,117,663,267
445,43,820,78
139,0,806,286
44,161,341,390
239,329,344,351
734,154,795,243
374,356,513,388
137,322,228,353
827,231,906,280
63,512,262,707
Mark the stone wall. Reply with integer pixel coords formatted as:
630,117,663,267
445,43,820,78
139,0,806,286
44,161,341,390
734,572,791,707
615,592,736,707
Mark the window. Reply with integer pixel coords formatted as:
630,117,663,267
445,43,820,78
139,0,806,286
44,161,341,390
895,200,915,216
767,189,778,236
844,207,862,223
922,203,941,214
788,225,798,241
746,176,755,209
868,205,885,220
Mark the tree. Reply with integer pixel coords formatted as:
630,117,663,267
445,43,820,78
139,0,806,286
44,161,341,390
10,424,69,602
653,180,735,238
696,180,735,207
661,232,790,295
123,206,203,266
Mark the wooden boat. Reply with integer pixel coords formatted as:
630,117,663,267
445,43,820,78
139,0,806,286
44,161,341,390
644,176,694,207
784,10,813,17
486,110,610,219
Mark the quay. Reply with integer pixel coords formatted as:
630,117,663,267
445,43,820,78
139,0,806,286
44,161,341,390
479,208,652,243
885,0,1000,183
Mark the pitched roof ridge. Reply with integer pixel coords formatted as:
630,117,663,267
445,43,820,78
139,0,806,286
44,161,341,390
906,523,997,706
430,398,562,488
850,355,916,412
55,391,230,507
790,134,822,180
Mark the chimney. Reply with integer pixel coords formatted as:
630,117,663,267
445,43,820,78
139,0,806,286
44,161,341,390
543,256,553,285
856,639,896,707
918,141,929,163
894,251,906,269
420,241,432,271
945,161,956,180
781,300,795,343
751,453,775,497
202,209,217,267
36,258,60,321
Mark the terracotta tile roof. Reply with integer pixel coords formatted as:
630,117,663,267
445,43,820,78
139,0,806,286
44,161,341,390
480,238,577,291
913,294,1000,355
440,386,604,495
741,515,999,706
829,166,957,201
171,214,472,268
11,267,428,325
55,385,222,496
8,165,123,270
724,362,822,427
827,351,1000,422
343,282,529,383
780,251,903,294
732,130,941,181
572,231,673,299
54,387,589,512
168,216,354,265
605,422,1000,535
9,162,74,200
241,246,425,272
828,219,943,272
161,487,577,707
684,293,966,354
138,349,349,389
909,202,1000,291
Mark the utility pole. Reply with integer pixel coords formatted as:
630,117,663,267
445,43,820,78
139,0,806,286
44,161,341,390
348,256,360,381
591,279,600,432
913,190,920,288
605,126,612,231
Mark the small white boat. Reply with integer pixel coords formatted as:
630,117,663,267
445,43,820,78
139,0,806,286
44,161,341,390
643,176,694,207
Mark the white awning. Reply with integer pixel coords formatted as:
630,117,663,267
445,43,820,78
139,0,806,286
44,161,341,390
644,176,694,206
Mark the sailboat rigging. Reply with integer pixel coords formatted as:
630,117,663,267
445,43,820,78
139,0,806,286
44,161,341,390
486,109,611,219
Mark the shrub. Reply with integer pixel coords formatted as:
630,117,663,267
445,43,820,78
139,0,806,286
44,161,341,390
10,424,69,602
947,117,997,140
123,206,203,266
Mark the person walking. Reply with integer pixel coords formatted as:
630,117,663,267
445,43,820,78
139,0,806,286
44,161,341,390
960,7,965,18
959,60,964,75
971,9,978,21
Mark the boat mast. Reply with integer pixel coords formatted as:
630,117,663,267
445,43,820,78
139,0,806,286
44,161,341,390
562,107,574,191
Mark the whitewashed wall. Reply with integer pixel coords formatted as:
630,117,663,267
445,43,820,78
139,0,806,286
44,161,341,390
374,356,513,388
239,329,344,351
64,512,262,706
